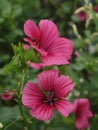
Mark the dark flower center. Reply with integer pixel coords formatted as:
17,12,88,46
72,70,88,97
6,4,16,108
43,91,58,106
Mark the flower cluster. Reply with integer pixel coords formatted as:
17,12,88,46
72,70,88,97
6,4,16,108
22,19,93,129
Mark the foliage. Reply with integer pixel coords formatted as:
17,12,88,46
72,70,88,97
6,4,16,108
0,0,98,130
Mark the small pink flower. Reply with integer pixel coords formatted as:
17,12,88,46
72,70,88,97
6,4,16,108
76,5,98,22
93,5,98,12
75,51,80,58
0,90,14,101
73,98,93,130
24,19,73,69
22,70,74,121
23,44,30,50
76,11,87,21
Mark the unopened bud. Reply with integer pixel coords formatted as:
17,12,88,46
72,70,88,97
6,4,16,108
0,123,3,128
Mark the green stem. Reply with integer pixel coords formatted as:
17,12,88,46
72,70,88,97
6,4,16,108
17,96,29,130
16,70,30,130
20,70,26,93
4,117,20,130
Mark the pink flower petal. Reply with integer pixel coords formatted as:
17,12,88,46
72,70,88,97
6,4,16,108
27,61,43,69
73,99,93,119
54,75,74,98
30,103,54,121
24,19,40,42
41,53,69,66
73,98,93,130
73,99,78,113
24,38,48,56
73,98,91,112
47,38,73,59
41,38,73,65
38,70,59,91
22,82,44,108
86,110,93,118
39,19,59,49
55,99,73,117
75,116,89,129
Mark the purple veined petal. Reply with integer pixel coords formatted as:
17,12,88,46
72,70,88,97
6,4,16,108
40,38,73,65
38,70,59,91
39,19,59,49
54,75,74,98
46,38,73,59
22,82,44,108
55,99,73,117
30,102,54,121
24,19,40,42
41,53,69,66
24,38,48,56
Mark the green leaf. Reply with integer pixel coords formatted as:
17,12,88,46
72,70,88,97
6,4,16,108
12,5,22,18
72,62,85,70
0,106,20,122
0,0,12,18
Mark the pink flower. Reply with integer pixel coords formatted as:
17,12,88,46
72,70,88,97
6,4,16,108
22,70,74,121
23,44,30,50
76,5,98,22
76,11,87,21
24,19,73,69
0,90,14,101
93,5,98,12
73,98,93,130
75,51,80,58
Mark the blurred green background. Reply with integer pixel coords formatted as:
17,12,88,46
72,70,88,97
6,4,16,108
0,0,98,129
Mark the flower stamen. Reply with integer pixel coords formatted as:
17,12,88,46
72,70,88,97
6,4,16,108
43,91,58,106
